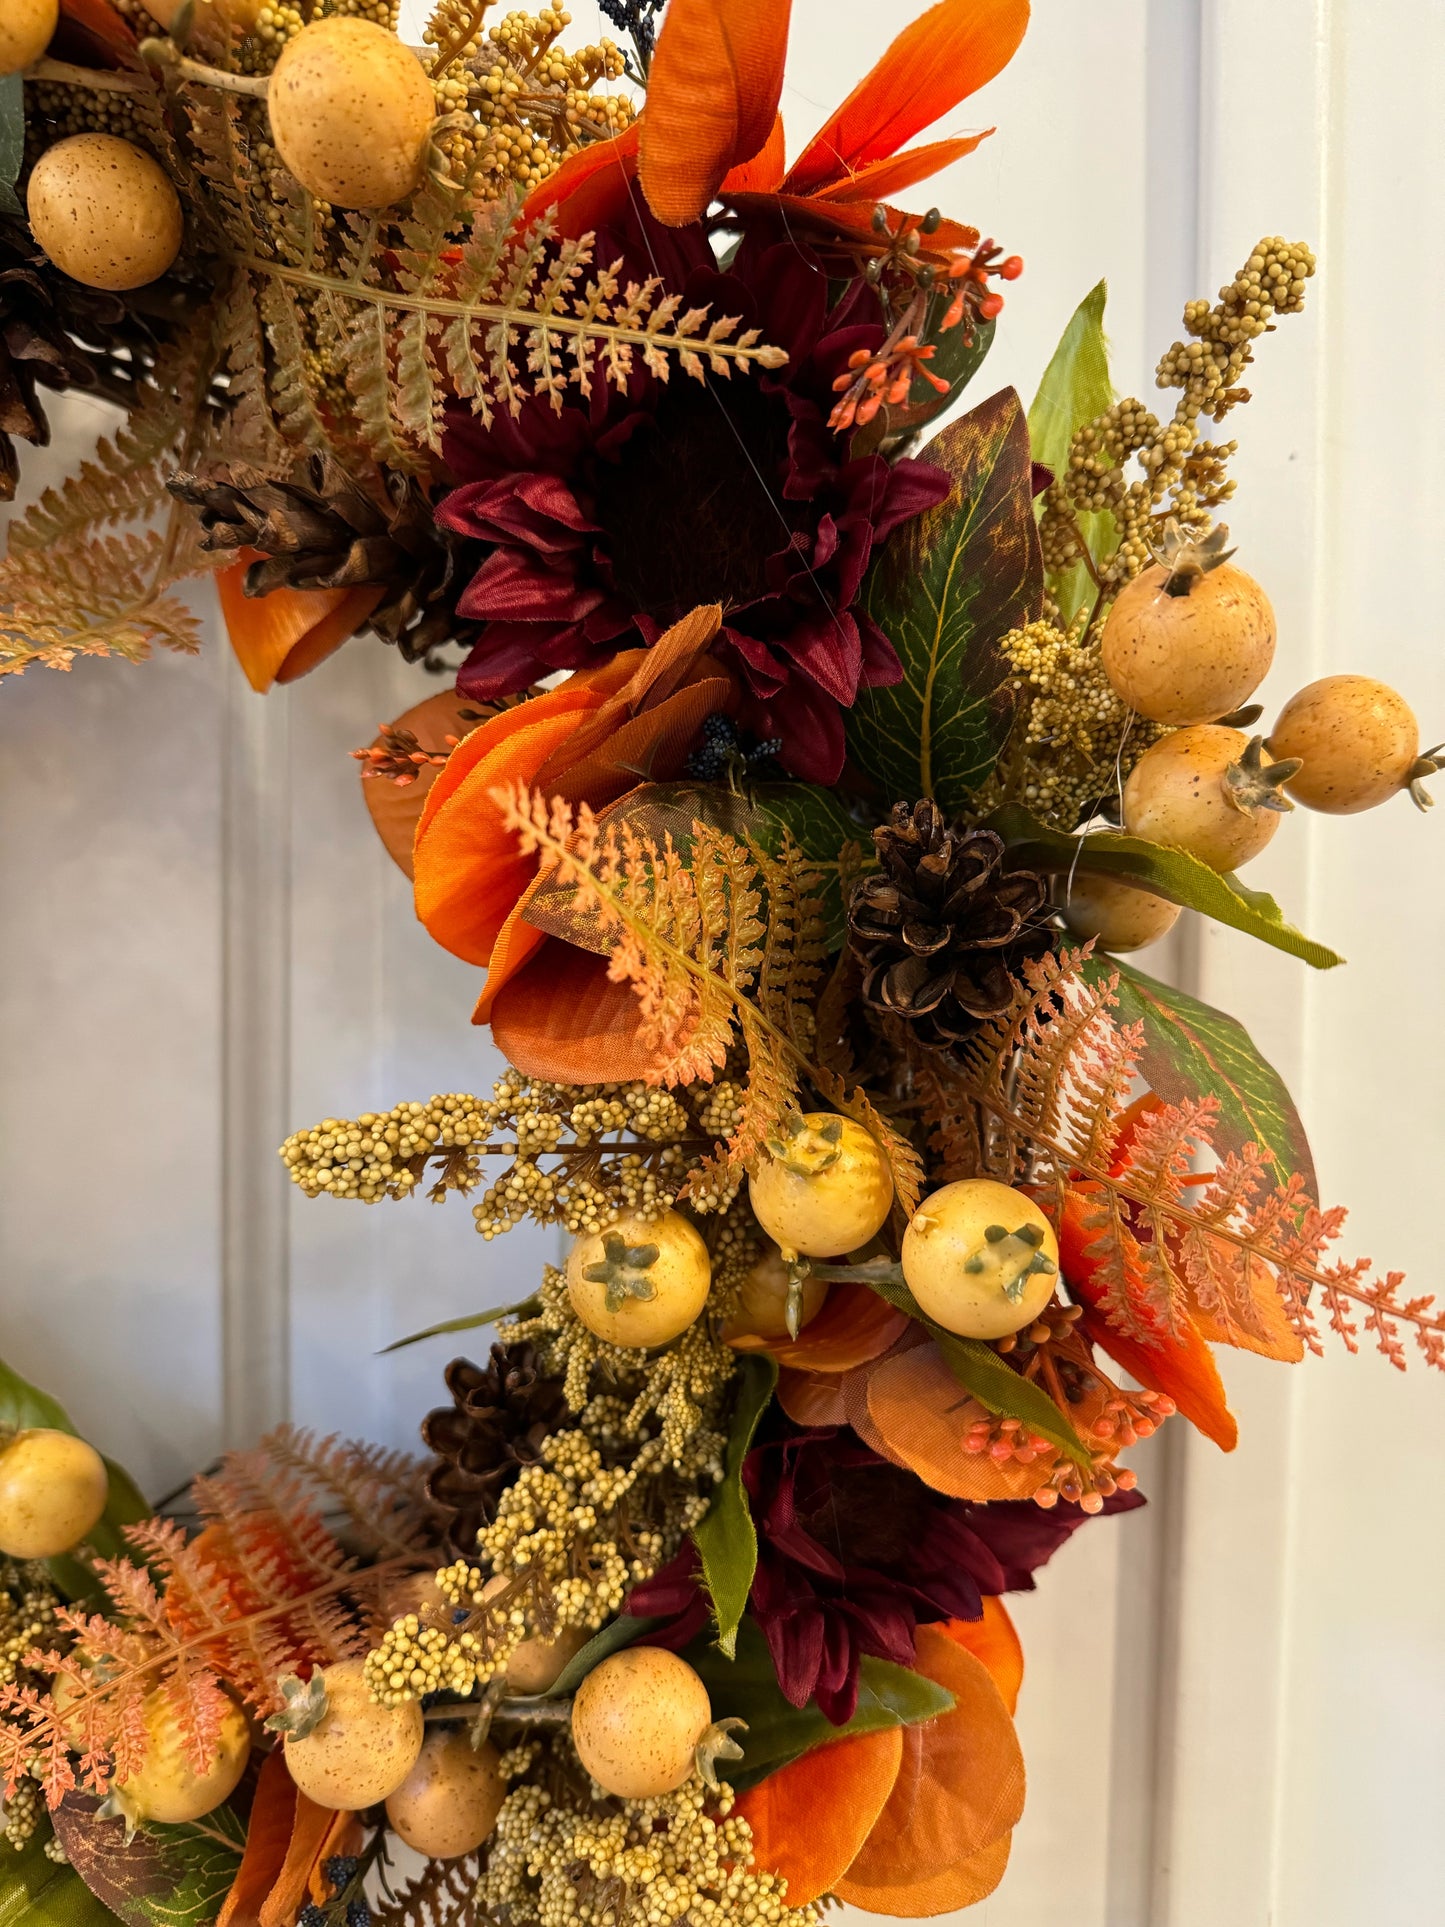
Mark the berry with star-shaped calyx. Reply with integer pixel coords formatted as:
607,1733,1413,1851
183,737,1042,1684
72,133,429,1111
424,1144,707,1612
565,1210,711,1347
748,1113,894,1262
902,1179,1060,1340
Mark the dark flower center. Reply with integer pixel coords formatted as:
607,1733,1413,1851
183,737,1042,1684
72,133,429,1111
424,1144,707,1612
590,374,798,621
795,1461,937,1571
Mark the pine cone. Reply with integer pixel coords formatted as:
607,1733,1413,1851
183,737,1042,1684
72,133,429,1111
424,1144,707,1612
168,457,483,667
421,1343,569,1560
0,218,173,500
848,800,1054,1051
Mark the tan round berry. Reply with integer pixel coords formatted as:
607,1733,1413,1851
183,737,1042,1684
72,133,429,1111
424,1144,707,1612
1057,874,1182,953
283,1659,424,1810
119,1689,250,1826
0,1428,108,1559
1268,675,1422,813
902,1179,1059,1340
480,1575,590,1694
384,1728,505,1859
0,0,57,75
1122,725,1281,871
27,135,183,292
748,1113,894,1260
268,19,435,210
1102,558,1275,725
721,1245,828,1341
571,1648,712,1799
565,1209,711,1348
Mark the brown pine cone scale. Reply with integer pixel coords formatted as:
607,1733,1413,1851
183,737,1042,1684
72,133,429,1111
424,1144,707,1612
421,1342,569,1560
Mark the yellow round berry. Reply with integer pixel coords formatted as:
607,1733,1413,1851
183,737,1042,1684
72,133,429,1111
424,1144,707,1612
1102,557,1275,726
268,19,435,210
571,1648,711,1799
1057,874,1182,953
0,1429,108,1559
721,1245,828,1342
384,1728,505,1859
119,1690,250,1826
480,1575,590,1693
748,1114,894,1260
0,0,57,76
901,1179,1059,1340
27,135,183,292
565,1209,711,1348
283,1659,424,1810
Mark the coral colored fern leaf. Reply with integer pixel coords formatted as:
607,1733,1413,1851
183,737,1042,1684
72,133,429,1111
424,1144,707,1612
933,950,1444,1370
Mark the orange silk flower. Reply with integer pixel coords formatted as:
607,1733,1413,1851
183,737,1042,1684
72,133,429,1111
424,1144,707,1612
216,552,385,694
526,0,1031,252
411,605,731,1082
735,1616,1024,1913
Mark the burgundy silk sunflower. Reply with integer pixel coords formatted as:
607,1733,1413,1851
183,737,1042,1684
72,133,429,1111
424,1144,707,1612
435,218,950,784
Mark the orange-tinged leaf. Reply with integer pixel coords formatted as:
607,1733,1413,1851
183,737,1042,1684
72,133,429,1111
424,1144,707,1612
218,1750,296,1927
844,1624,1023,1890
721,113,787,195
727,1283,910,1372
1078,1306,1238,1452
416,680,603,845
836,1833,1012,1916
306,1813,364,1907
774,1366,848,1427
215,557,381,693
522,121,641,238
734,1726,902,1908
489,942,668,1083
936,1600,1023,1714
640,0,795,225
865,1340,1055,1500
1185,1255,1305,1364
784,0,1030,195
556,677,730,805
256,1781,346,1927
809,133,992,204
362,689,483,878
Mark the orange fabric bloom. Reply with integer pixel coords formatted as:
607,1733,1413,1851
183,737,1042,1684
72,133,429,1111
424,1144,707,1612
526,0,1030,248
411,605,731,1082
216,553,384,694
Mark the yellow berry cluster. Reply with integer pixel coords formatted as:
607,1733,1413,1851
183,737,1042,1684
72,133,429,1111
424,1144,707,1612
0,1562,61,1693
478,1775,821,1927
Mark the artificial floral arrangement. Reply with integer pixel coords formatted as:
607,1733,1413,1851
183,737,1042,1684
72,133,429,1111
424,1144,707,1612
2,0,1443,1922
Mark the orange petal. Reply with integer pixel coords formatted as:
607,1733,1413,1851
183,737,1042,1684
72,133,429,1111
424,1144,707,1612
845,1624,1024,1890
727,190,981,262
727,1282,909,1372
489,942,668,1084
808,133,992,204
784,0,1030,195
735,1726,902,1909
416,678,606,845
774,1366,848,1427
215,558,383,693
836,1833,1012,1916
865,1340,1055,1500
935,1600,1023,1715
362,688,483,878
721,113,787,195
522,121,641,238
218,1750,296,1927
640,0,795,225
473,886,552,1023
556,677,730,805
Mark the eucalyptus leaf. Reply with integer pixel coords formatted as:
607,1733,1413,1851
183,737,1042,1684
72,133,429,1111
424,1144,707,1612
848,389,1045,814
379,1295,539,1353
0,77,24,223
684,1618,952,1792
989,803,1344,969
53,1794,243,1927
1087,955,1317,1197
542,1613,663,1698
0,1822,115,1927
1028,281,1116,623
691,1356,776,1658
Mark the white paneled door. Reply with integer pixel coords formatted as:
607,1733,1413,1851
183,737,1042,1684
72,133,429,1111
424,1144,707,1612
2,2,1441,1922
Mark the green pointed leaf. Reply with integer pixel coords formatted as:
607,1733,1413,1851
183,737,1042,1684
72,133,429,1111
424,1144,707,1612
988,804,1344,969
542,1613,665,1698
0,1822,116,1927
1085,955,1317,1198
379,1295,539,1353
52,1794,244,1927
691,1355,776,1658
849,388,1044,814
851,307,996,455
1028,281,1117,623
684,1618,953,1792
0,78,24,223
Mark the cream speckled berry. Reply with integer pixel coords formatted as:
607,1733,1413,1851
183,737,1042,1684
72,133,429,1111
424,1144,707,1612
748,1113,894,1260
1102,558,1275,726
571,1648,712,1799
0,0,57,75
385,1729,505,1859
268,19,436,211
1269,675,1421,813
1123,725,1281,871
284,1658,424,1810
1058,874,1181,953
0,1428,108,1559
27,136,183,292
565,1209,711,1348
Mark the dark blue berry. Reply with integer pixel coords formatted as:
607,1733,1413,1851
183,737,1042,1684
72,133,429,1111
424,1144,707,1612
323,1857,359,1889
298,1909,326,1927
346,1902,372,1927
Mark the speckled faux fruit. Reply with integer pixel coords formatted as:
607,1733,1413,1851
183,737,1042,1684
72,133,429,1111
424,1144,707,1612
283,1659,424,1810
0,0,57,75
480,1575,591,1694
118,1689,250,1825
571,1648,713,1799
0,1428,108,1558
27,134,183,291
268,19,435,210
1102,546,1275,726
902,1179,1060,1340
1122,726,1285,871
565,1209,711,1348
1268,675,1432,812
385,1728,505,1858
721,1244,829,1342
1057,874,1182,953
748,1113,895,1260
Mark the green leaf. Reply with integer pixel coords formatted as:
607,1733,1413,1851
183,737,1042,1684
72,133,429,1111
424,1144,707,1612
685,1618,952,1792
849,388,1044,814
378,1295,540,1353
1086,955,1317,1198
851,306,996,455
0,1357,151,1602
988,804,1345,970
1027,281,1117,623
839,1265,1091,1466
542,1613,664,1699
0,1823,116,1927
691,1356,776,1659
52,1795,244,1927
0,77,24,223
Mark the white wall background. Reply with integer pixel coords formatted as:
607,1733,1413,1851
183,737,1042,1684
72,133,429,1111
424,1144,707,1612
2,1,1442,1921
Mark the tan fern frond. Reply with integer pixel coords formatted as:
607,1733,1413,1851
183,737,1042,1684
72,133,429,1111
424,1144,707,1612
930,950,1445,1372
259,1427,442,1561
373,1850,482,1927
